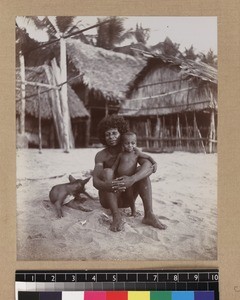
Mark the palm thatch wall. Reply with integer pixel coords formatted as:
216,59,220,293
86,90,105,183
119,55,217,153
16,65,90,148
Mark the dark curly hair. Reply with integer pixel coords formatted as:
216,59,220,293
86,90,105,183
97,114,129,145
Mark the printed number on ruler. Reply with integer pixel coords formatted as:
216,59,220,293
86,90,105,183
211,274,219,281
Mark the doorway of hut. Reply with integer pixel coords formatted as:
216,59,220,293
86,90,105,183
89,108,117,146
72,119,89,148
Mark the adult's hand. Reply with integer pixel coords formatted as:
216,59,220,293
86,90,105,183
112,175,135,192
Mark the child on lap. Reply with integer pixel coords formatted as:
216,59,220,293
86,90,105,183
111,131,157,216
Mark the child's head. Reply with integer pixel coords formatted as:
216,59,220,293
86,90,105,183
121,132,137,153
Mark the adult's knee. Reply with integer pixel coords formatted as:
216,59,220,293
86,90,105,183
140,175,150,183
138,176,151,190
102,168,114,180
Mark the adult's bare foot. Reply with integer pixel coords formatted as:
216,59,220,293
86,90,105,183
110,212,125,232
130,210,142,217
142,212,167,229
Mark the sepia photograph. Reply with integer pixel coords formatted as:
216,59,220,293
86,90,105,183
16,16,217,260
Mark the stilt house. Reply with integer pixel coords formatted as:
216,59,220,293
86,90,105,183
119,55,217,153
16,65,89,148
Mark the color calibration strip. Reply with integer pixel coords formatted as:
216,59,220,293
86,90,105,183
16,270,219,300
19,291,215,300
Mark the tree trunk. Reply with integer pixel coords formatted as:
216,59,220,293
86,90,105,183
19,53,26,134
44,63,64,148
60,37,71,152
38,87,42,153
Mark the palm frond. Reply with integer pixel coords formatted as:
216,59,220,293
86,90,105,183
55,16,75,33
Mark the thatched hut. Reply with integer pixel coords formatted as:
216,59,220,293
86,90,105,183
22,39,145,144
66,39,145,143
119,54,217,153
16,65,90,148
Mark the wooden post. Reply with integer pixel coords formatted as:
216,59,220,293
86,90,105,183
158,117,162,149
184,113,189,150
209,110,216,153
37,87,42,153
44,64,63,148
153,116,160,148
145,120,149,148
85,116,91,147
194,112,206,154
19,52,25,134
52,56,74,150
105,101,109,117
162,116,165,150
147,118,152,147
176,114,182,150
60,36,70,152
170,116,174,149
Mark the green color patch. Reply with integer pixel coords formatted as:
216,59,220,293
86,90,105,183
150,291,172,300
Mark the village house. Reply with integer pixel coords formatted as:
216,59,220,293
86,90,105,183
16,65,89,148
119,54,217,153
66,39,145,144
22,39,146,146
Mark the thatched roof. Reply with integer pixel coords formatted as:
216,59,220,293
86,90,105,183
16,65,89,120
66,39,145,103
119,54,217,117
128,55,217,94
113,42,150,57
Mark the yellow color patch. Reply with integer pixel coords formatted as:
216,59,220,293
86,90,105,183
128,291,150,300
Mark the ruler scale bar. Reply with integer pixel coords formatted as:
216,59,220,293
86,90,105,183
16,270,219,300
16,270,219,282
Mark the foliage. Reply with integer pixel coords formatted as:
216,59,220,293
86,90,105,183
134,23,150,44
15,25,40,63
162,37,181,56
151,37,182,57
96,17,126,50
55,16,74,34
199,49,217,67
96,17,150,50
184,45,198,61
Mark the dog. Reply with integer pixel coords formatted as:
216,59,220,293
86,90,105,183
49,175,93,218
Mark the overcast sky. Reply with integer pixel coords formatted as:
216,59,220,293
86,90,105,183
80,16,217,54
17,16,217,55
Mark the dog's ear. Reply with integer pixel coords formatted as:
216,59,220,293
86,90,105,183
82,177,91,185
69,175,76,183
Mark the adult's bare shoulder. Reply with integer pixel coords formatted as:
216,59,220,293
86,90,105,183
95,148,108,163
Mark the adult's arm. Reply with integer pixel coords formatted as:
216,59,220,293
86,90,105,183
136,149,157,173
135,148,157,166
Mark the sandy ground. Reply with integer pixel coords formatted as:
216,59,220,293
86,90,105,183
16,149,217,261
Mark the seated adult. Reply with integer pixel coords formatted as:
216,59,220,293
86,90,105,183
93,114,167,232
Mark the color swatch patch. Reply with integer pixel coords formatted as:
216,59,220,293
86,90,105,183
18,290,215,300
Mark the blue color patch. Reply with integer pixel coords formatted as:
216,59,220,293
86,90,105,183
172,291,194,300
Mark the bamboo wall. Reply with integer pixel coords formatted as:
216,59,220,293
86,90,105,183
16,115,89,149
121,65,217,117
127,111,217,153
